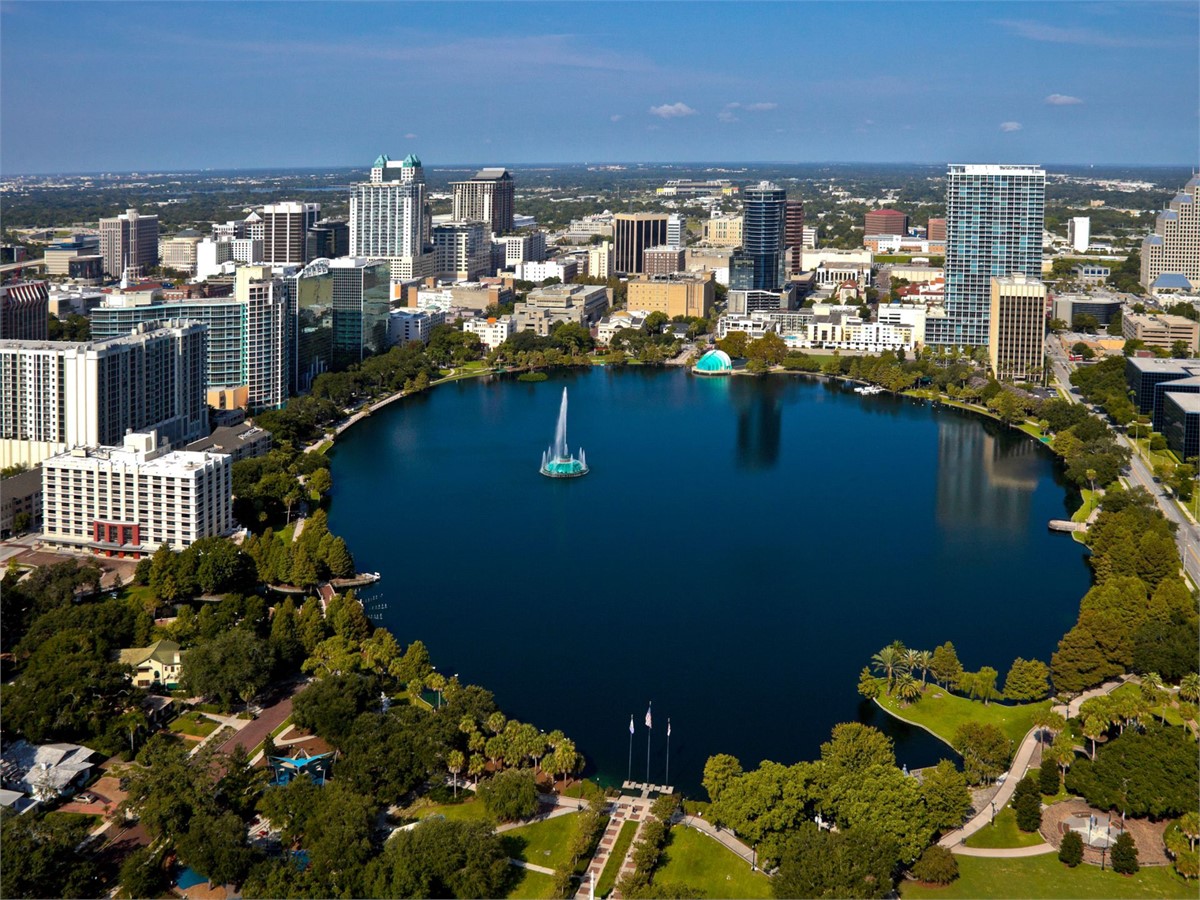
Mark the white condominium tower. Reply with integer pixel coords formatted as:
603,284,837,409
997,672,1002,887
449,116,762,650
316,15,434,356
928,164,1045,349
1141,174,1199,293
350,153,435,281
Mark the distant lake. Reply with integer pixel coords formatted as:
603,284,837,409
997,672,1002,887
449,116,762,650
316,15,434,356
328,368,1090,794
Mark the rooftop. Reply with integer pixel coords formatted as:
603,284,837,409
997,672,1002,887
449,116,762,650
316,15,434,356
1165,391,1200,413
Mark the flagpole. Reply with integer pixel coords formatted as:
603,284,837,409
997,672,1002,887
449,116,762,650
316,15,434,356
627,716,633,783
645,702,652,785
665,719,671,787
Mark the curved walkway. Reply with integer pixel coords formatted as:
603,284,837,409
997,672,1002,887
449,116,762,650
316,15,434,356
937,676,1129,854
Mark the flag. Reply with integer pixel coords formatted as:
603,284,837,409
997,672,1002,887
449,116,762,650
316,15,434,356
645,704,652,729
629,716,635,735
667,719,671,738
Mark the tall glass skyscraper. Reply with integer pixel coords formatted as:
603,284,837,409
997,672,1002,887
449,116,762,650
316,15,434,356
732,182,787,291
929,164,1045,349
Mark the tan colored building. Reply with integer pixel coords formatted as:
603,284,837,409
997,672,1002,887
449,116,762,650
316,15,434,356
702,215,743,247
626,273,715,319
1141,175,1198,293
988,273,1046,381
587,242,613,280
1122,312,1200,352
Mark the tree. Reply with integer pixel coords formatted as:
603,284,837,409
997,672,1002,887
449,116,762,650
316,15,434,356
920,759,972,833
1038,762,1060,796
447,749,465,798
478,769,538,821
325,537,355,578
1111,831,1140,874
1012,776,1042,833
367,818,510,900
182,628,272,711
1003,657,1050,701
702,753,743,803
119,846,167,899
930,642,963,689
772,823,898,900
819,723,896,777
952,722,1011,785
911,845,958,885
1059,830,1084,867
870,645,903,694
175,810,256,888
1065,724,1198,819
307,467,332,499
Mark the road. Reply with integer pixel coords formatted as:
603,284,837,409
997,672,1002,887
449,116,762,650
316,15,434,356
1046,338,1200,586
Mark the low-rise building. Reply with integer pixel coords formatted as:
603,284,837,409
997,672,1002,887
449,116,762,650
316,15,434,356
515,258,578,284
1051,294,1123,327
119,639,185,689
596,310,650,345
387,307,444,346
0,465,42,538
1122,312,1200,352
1071,263,1111,284
184,423,272,462
462,315,516,350
876,304,928,345
626,273,715,319
41,431,234,558
515,283,609,336
1,740,97,807
1162,391,1200,461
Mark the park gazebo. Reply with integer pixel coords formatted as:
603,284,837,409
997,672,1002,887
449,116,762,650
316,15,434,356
267,748,333,787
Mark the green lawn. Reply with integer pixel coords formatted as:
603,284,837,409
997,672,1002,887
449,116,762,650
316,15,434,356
876,688,1050,749
595,820,637,898
503,812,580,872
963,807,1046,849
168,711,219,737
505,868,557,899
119,584,158,609
901,853,1195,899
1072,489,1100,523
653,825,772,899
45,811,102,829
410,797,494,824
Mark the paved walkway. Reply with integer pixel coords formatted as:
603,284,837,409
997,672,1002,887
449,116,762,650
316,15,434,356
954,843,1057,858
217,680,307,757
939,677,1130,853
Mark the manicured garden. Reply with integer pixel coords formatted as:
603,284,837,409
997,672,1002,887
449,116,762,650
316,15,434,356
653,825,772,899
876,687,1050,748
901,853,1195,898
409,797,494,824
505,868,557,899
167,711,219,738
963,807,1046,849
595,820,637,897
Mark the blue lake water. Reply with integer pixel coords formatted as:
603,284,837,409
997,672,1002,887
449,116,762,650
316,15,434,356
328,368,1090,795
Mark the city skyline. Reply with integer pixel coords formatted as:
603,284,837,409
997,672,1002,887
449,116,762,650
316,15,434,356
2,1,1197,175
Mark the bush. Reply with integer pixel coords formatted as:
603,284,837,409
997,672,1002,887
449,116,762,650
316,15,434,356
911,845,958,884
1012,777,1042,833
1111,831,1139,874
478,769,538,822
1059,830,1084,867
1038,764,1060,796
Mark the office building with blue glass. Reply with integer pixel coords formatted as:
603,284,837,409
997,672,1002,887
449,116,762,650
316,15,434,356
731,182,787,292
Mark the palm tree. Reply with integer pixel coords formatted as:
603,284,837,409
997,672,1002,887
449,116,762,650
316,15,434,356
1141,672,1168,723
1179,672,1200,704
871,646,901,694
1031,709,1066,748
902,649,922,681
447,750,464,798
468,753,486,787
914,650,933,687
1082,715,1106,761
895,673,922,705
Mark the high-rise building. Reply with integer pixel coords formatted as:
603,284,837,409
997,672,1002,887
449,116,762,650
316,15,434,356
495,233,547,270
0,321,208,468
864,209,909,236
702,214,743,247
91,267,291,412
614,213,668,275
927,218,947,242
928,164,1045,348
667,214,685,247
262,202,321,265
785,200,805,277
306,219,350,261
450,168,515,236
643,246,685,277
1141,175,1199,293
329,258,391,366
0,282,49,340
432,221,492,281
732,182,787,292
159,232,205,275
586,241,612,279
41,431,233,557
987,273,1046,382
99,208,159,278
350,153,435,281
1068,217,1091,254
285,259,335,395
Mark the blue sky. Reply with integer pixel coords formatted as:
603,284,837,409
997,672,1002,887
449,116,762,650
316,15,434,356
1,1,1196,173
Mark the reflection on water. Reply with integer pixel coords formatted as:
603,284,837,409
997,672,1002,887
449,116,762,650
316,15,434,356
732,378,784,469
936,416,1039,532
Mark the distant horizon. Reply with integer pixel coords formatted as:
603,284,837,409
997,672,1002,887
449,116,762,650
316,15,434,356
4,160,1195,180
2,2,1195,174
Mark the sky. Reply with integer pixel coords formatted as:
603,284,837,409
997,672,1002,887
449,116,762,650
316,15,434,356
1,1,1197,174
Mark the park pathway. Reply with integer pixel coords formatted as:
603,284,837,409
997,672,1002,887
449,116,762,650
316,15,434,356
939,676,1131,853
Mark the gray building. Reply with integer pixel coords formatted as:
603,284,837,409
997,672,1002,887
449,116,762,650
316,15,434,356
731,181,787,292
515,284,609,336
329,258,391,366
1163,391,1200,462
99,208,159,278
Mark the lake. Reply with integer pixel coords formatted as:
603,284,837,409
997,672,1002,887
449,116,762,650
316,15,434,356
328,368,1090,794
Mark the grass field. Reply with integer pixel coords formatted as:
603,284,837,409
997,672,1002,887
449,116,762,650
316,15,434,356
963,807,1046,849
653,826,772,899
901,853,1195,898
1071,489,1100,523
168,711,219,737
505,868,557,899
503,812,581,873
1107,682,1184,726
408,797,494,824
876,688,1050,749
596,821,637,898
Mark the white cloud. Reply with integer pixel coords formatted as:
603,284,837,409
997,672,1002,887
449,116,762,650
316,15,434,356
745,102,777,112
1045,93,1083,105
1000,121,1023,132
649,102,697,119
610,114,623,122
404,132,418,139
718,104,739,123
994,19,1173,48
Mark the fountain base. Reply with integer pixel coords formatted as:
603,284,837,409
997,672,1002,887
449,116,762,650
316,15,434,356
540,455,589,478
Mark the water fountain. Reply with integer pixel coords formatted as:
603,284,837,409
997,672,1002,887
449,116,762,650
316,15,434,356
540,387,589,478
